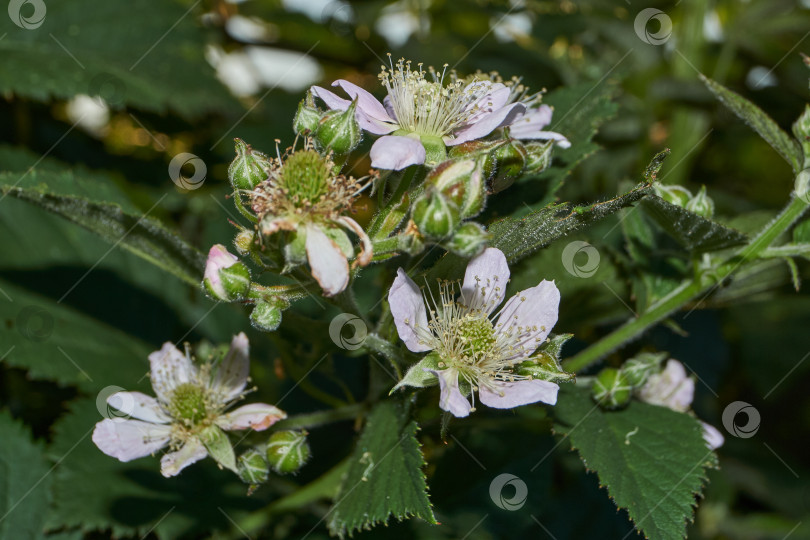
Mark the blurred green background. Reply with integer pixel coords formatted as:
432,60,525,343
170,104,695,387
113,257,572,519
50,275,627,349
1,0,810,538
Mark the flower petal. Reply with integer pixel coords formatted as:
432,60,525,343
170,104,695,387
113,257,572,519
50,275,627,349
388,268,431,353
92,419,171,462
430,368,471,418
160,438,208,478
509,104,553,131
479,379,559,409
332,79,395,123
310,85,351,111
203,244,238,299
495,280,560,358
370,135,426,170
638,359,694,412
513,129,571,148
210,332,250,403
446,102,526,146
460,247,510,315
216,403,287,431
701,421,724,450
107,391,170,423
149,342,196,404
305,225,350,296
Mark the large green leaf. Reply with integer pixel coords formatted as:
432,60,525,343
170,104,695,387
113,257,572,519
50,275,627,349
701,75,802,172
553,386,717,540
0,0,236,117
641,195,748,253
327,400,436,538
0,411,51,540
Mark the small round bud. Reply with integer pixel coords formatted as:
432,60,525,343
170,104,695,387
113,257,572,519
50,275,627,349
293,92,321,135
685,185,715,218
266,431,311,474
237,448,270,485
315,100,361,155
445,222,490,257
592,367,632,410
654,184,692,207
484,139,527,194
233,229,256,257
250,301,283,332
228,139,271,190
524,141,554,175
620,353,665,387
411,190,460,240
203,245,251,302
792,104,810,163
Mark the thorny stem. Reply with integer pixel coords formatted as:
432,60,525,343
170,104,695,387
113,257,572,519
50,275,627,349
564,190,809,373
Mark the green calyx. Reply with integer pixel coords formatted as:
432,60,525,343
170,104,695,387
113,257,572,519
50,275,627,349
169,383,208,424
279,150,332,204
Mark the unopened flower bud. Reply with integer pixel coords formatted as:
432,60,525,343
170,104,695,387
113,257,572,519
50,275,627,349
250,300,283,332
484,139,527,194
266,430,310,474
397,220,425,255
411,190,460,240
792,104,810,163
654,184,692,207
315,100,361,155
685,185,715,218
445,222,490,257
237,448,270,485
620,352,665,387
234,229,256,256
794,169,810,202
524,141,554,175
426,158,486,219
203,245,251,302
293,92,321,135
229,139,271,191
592,367,631,410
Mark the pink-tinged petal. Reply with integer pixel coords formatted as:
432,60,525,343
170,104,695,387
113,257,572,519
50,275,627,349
160,439,208,478
204,244,239,299
463,83,511,126
210,332,250,402
92,419,171,462
479,379,559,409
446,102,526,146
216,403,287,431
496,280,560,358
701,421,724,450
460,248,510,315
107,391,170,424
383,95,397,120
311,85,351,111
332,79,394,123
512,129,571,149
430,368,471,418
149,342,196,404
305,226,350,296
388,268,431,353
370,136,426,170
638,359,695,412
510,104,553,131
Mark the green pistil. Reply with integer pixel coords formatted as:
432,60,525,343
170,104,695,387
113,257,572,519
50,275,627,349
170,383,208,424
279,150,332,204
457,316,496,358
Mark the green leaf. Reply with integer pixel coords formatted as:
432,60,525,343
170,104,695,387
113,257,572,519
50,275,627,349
327,400,436,538
553,386,717,540
1,171,204,286
641,195,748,253
700,75,802,172
0,0,236,117
0,411,51,540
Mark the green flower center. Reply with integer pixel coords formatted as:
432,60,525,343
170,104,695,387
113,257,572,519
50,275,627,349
170,383,208,424
456,316,496,358
279,150,332,204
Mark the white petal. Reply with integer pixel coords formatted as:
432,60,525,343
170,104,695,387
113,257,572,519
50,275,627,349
431,368,471,418
148,342,196,404
509,104,553,131
370,135,426,170
479,379,559,409
210,332,250,402
313,82,397,135
495,280,561,358
388,268,431,353
701,421,724,450
92,419,171,462
638,359,695,412
160,439,208,478
107,391,170,423
512,129,571,149
305,226,350,296
460,247,510,315
332,79,395,123
446,103,526,146
310,85,350,110
216,403,287,431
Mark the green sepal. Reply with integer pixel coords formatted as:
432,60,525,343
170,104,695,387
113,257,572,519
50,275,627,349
237,448,270,485
200,425,238,473
228,138,271,190
315,99,361,155
518,334,576,384
621,351,667,387
390,352,441,394
444,221,490,257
